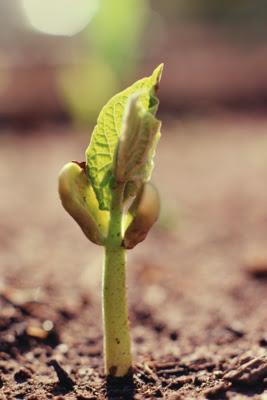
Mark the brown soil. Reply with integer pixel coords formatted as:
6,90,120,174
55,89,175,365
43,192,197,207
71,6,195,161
0,117,267,399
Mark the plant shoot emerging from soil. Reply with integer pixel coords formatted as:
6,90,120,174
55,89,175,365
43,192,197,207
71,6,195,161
58,65,163,377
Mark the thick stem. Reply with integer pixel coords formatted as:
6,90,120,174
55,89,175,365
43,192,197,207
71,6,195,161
102,184,132,377
103,246,131,376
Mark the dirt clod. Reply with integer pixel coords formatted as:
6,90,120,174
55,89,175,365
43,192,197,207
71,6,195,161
48,359,75,390
224,356,267,385
203,380,232,398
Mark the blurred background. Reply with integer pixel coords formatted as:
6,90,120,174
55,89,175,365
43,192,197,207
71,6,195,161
1,2,267,397
1,0,267,126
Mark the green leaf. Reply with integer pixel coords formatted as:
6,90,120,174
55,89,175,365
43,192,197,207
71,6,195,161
114,93,161,185
86,64,163,210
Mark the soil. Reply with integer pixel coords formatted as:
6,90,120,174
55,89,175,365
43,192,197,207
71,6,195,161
0,116,267,399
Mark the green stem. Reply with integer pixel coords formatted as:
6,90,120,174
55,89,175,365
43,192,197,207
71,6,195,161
103,184,132,377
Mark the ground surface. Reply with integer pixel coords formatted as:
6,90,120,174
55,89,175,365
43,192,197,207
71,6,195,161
0,117,267,399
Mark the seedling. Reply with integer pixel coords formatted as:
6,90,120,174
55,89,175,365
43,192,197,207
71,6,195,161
58,65,163,377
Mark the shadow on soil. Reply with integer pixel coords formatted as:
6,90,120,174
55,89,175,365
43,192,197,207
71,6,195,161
106,375,135,399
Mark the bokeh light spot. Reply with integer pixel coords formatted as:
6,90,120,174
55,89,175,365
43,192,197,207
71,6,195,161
21,0,99,36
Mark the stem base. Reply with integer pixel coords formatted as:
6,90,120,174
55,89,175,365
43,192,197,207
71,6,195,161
103,246,132,376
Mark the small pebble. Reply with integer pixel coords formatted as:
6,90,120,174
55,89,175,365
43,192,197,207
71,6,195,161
259,336,267,347
43,320,53,331
26,325,48,340
57,343,69,354
245,253,267,279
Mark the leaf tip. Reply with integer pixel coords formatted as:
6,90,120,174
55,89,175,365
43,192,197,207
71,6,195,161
152,63,164,89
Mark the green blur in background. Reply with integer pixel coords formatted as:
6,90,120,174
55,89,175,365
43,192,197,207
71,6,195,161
58,0,148,125
1,0,267,126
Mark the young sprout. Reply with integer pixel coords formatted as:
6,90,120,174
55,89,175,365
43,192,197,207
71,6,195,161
59,65,163,377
